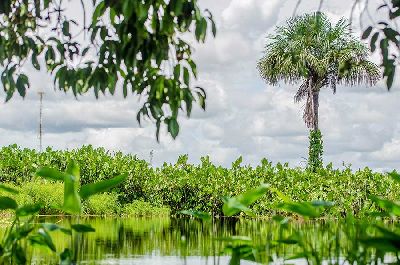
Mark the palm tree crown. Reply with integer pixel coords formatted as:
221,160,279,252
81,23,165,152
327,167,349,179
257,12,380,129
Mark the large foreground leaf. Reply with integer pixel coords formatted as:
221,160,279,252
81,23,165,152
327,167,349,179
222,184,269,217
79,173,128,200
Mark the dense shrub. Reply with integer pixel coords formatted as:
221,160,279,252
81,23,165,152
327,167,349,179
85,193,120,216
122,200,170,217
0,145,398,217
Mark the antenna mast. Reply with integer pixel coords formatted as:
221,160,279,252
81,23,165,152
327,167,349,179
38,91,44,152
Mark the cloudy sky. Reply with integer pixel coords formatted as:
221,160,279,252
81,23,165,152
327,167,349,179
0,0,398,170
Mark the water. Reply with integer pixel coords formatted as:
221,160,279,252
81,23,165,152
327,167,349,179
2,217,392,264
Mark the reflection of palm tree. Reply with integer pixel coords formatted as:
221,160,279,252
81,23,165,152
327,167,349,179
258,12,380,168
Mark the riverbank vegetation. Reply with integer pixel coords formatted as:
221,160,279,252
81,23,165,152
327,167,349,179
1,145,398,218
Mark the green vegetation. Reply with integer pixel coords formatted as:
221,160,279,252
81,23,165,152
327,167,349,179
258,13,380,169
0,160,127,264
0,0,215,139
308,129,323,171
1,145,399,218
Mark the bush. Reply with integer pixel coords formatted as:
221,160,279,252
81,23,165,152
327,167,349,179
84,193,120,216
18,180,64,215
0,145,399,218
122,200,170,217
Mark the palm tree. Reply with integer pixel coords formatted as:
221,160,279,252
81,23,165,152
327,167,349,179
257,12,380,170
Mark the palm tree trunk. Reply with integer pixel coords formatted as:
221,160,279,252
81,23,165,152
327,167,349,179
308,89,323,172
312,91,319,131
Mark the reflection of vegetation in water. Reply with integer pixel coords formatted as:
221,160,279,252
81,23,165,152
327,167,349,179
12,216,394,264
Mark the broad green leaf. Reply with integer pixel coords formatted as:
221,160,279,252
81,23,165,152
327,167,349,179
168,119,179,139
60,248,72,265
180,210,211,221
29,228,56,252
36,167,66,181
269,187,291,203
0,184,19,194
388,170,400,183
63,174,81,214
16,204,42,217
16,74,29,97
360,237,400,252
223,197,252,217
0,196,18,210
237,184,269,206
79,173,128,200
71,224,95,233
222,184,269,217
276,200,333,218
41,223,72,235
369,195,400,216
13,245,27,264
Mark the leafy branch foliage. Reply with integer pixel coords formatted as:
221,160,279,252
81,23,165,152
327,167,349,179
0,0,216,139
362,0,400,89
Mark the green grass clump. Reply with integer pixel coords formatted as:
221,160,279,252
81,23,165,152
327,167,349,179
122,200,170,217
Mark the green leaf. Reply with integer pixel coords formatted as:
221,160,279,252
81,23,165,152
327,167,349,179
66,160,80,182
32,53,40,70
180,210,211,221
388,170,400,183
370,32,379,52
222,184,269,217
92,2,105,23
188,60,197,78
0,0,11,14
41,223,72,235
362,26,373,39
0,196,18,210
276,201,332,218
369,195,400,216
16,74,29,97
168,118,179,139
0,184,19,194
71,224,95,233
29,228,56,252
183,67,190,87
63,174,81,214
387,67,395,89
79,173,128,200
62,21,70,37
60,248,72,265
13,245,27,264
36,167,66,181
16,204,42,217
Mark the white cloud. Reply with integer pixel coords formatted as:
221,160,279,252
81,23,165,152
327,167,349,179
0,0,398,171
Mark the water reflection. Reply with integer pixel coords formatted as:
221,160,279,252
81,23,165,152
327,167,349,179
14,217,386,264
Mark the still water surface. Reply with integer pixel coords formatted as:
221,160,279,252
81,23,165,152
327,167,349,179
17,217,376,265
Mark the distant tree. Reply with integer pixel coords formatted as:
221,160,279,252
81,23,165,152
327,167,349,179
0,0,216,140
257,12,380,170
294,0,399,90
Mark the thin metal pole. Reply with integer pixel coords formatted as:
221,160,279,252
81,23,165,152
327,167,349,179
38,91,44,152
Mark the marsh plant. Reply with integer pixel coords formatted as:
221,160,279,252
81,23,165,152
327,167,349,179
0,161,126,264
